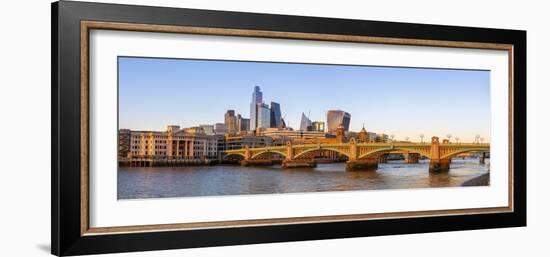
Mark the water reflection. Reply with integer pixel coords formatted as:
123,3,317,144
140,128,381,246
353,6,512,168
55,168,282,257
118,158,489,199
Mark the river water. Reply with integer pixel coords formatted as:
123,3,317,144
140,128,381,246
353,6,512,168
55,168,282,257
117,158,489,199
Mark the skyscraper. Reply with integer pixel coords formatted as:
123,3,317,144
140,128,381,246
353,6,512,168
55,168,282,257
300,112,312,131
224,110,237,135
249,86,263,131
257,103,271,129
327,110,351,134
270,101,282,128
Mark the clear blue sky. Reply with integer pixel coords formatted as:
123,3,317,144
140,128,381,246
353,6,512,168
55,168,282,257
119,57,490,142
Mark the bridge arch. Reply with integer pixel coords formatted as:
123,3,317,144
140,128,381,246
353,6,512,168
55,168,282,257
223,153,246,160
250,150,287,160
358,147,431,160
440,148,489,160
293,147,350,159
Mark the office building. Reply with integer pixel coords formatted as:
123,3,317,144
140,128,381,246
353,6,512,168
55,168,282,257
224,110,237,135
199,124,215,135
258,127,326,141
270,101,282,128
236,114,250,133
367,132,378,142
224,135,273,150
257,103,271,129
327,110,351,134
118,129,131,158
249,86,263,130
214,123,227,135
311,121,325,132
299,112,312,131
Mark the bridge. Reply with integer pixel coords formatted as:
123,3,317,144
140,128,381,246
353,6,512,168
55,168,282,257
223,136,490,172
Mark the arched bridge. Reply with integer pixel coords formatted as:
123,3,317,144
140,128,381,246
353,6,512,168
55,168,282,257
224,136,489,172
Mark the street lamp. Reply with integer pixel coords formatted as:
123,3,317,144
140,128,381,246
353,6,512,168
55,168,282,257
475,134,481,144
455,137,460,144
446,134,452,143
420,134,425,143
405,137,410,142
390,134,395,142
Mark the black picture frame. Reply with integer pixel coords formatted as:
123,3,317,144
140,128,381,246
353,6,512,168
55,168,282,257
51,1,526,256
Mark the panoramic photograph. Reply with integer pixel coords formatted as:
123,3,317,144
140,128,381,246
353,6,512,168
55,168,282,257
117,57,491,199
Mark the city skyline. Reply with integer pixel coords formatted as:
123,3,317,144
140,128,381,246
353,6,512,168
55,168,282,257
119,57,491,142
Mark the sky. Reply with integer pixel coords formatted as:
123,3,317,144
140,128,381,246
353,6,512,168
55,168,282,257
118,57,491,142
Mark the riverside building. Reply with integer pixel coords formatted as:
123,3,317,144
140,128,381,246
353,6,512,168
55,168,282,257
120,125,222,161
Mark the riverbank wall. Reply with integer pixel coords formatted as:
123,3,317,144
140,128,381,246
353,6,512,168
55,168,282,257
119,159,219,167
461,173,490,186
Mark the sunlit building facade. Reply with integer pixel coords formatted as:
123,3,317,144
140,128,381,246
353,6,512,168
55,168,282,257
258,128,327,145
311,121,325,132
224,110,237,135
122,125,222,160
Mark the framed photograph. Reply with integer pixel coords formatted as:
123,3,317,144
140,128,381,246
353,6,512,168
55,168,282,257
52,1,526,255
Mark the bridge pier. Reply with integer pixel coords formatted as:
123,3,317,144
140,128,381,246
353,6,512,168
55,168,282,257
282,159,317,168
429,159,450,173
479,152,486,164
240,159,273,167
378,154,388,163
346,158,378,171
405,153,420,164
429,136,448,172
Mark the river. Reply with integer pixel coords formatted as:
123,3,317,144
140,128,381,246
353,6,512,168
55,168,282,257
117,158,489,199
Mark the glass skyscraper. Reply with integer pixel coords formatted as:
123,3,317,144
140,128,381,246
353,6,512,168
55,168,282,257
270,101,282,128
327,110,351,134
257,103,271,129
249,86,263,131
300,112,312,131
